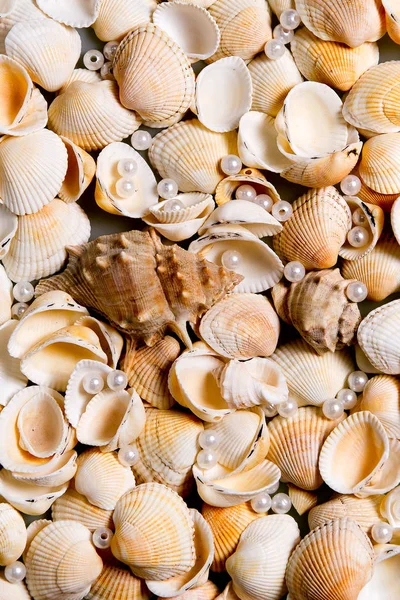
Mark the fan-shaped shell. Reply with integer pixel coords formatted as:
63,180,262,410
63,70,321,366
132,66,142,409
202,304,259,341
0,205,17,260
0,320,28,406
52,487,113,532
87,562,152,600
0,267,12,327
35,0,101,27
0,469,68,516
0,503,27,566
215,168,281,207
359,133,400,195
268,0,294,17
357,375,400,439
308,494,383,534
287,484,318,516
59,136,96,203
358,300,400,374
93,0,156,41
355,166,399,212
0,0,46,54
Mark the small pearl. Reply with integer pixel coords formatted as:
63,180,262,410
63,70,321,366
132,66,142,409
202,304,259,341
253,194,273,212
352,208,367,226
92,527,114,549
346,281,368,303
371,522,393,544
116,178,135,199
336,388,358,410
284,261,305,283
221,155,242,176
103,40,119,60
322,398,344,420
13,281,34,303
83,49,104,71
131,130,152,151
4,562,26,583
118,444,139,467
340,174,361,196
272,201,293,222
199,430,220,450
271,493,292,514
107,370,128,391
197,449,218,470
265,39,285,60
266,480,280,494
235,185,257,201
117,159,138,178
100,61,114,80
158,179,179,200
251,492,272,513
347,226,370,248
273,24,294,44
11,302,28,319
82,373,104,395
263,403,278,418
280,8,301,29
221,250,242,271
348,371,368,393
163,198,185,212
277,399,298,418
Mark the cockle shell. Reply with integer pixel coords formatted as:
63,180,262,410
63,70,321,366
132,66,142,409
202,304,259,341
0,205,17,260
359,133,400,194
87,561,152,600
75,316,123,369
0,267,12,327
165,581,220,600
35,228,242,348
355,165,399,212
357,299,400,374
0,503,27,566
12,449,77,489
111,482,196,580
308,494,383,534
286,518,375,600
0,0,46,54
0,321,28,406
268,0,294,17
383,0,400,44
358,543,400,600
93,0,156,41
149,119,238,194
24,520,51,562
226,514,300,600
35,0,101,27
287,485,318,516
0,469,68,515
113,24,195,128
59,136,96,203
356,375,400,439
52,488,114,532
380,485,400,528
0,573,30,600
214,168,281,207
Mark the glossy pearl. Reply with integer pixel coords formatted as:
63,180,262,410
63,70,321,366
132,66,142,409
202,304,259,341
158,178,179,200
336,388,358,410
263,403,278,418
221,250,242,271
322,398,344,420
221,154,242,176
271,493,292,514
107,370,128,391
163,198,185,212
199,429,220,450
340,174,361,196
235,185,257,201
197,449,218,470
117,158,138,178
348,370,368,393
284,261,306,283
347,226,370,248
346,281,368,303
131,130,152,151
116,178,135,198
277,399,298,418
103,40,119,60
253,194,273,212
4,562,26,583
272,200,293,222
92,527,114,549
83,49,104,71
265,39,285,60
11,302,28,319
82,373,104,395
251,492,272,513
280,8,301,29
371,522,393,544
118,445,139,467
266,480,280,494
100,61,114,80
13,281,34,303
273,24,294,44
352,207,367,226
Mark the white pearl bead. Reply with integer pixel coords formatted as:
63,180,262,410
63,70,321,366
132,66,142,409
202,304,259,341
271,493,292,514
336,388,358,410
4,561,26,583
322,398,344,420
221,250,242,271
347,226,370,248
163,198,185,212
277,399,298,418
107,370,128,391
221,154,242,176
348,370,368,393
197,449,218,470
253,194,273,212
116,178,136,198
251,492,272,513
13,281,34,303
273,24,294,44
158,179,179,200
199,429,220,450
265,39,286,60
92,527,114,549
280,8,301,29
284,261,306,283
118,444,139,467
82,373,105,395
371,522,393,544
11,302,28,319
131,130,152,151
103,40,119,60
235,184,257,201
100,61,114,80
117,159,138,178
346,281,368,303
263,403,278,418
266,480,280,494
352,208,367,226
83,49,104,71
272,201,293,222
340,174,361,196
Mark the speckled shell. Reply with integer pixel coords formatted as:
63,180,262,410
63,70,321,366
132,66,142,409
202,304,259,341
308,494,383,534
358,299,400,374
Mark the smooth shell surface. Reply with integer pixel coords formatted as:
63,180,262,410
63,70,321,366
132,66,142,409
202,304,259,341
35,0,101,27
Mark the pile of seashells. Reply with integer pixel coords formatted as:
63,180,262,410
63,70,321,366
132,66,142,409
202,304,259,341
1,0,400,599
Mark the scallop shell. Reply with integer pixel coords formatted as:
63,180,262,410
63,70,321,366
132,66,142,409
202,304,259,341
214,168,281,207
308,494,383,534
357,299,400,375
24,520,51,562
383,0,400,44
359,133,400,195
273,186,352,270
226,514,300,600
199,293,280,360
93,0,156,41
0,267,12,327
0,572,30,600
0,0,46,54
0,503,27,566
380,485,400,528
198,200,281,239
286,518,375,600
52,487,114,532
287,484,318,516
165,581,220,600
111,482,196,580
0,469,68,515
356,375,400,439
149,119,238,194
113,24,195,128
59,136,96,203
35,0,101,27
358,542,400,600
87,562,152,600
0,321,28,406
0,205,17,260
268,0,294,17
75,316,123,369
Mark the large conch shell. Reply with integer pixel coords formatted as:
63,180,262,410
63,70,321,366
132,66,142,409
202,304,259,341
0,320,28,407
358,543,400,600
35,0,101,27
0,267,12,326
0,503,27,566
0,204,17,260
357,299,400,375
214,168,281,207
308,494,383,534
354,375,400,440
93,0,156,41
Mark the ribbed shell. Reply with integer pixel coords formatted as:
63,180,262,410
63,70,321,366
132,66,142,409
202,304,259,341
86,562,151,600
287,484,318,516
35,0,101,27
214,168,281,206
0,0,46,53
359,133,400,194
162,580,220,600
0,503,27,566
52,488,113,532
308,494,382,534
93,0,156,41
357,299,400,374
268,0,294,17
357,375,400,439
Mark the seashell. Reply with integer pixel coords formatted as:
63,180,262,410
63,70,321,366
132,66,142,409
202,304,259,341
383,0,400,44
273,187,352,270
295,0,386,47
207,0,272,63
287,484,318,516
36,228,242,349
75,449,136,510
52,488,114,532
190,224,284,294
0,0,17,16
143,193,215,242
0,266,12,327
356,375,400,440
0,0,46,54
0,129,67,215
131,406,203,497
12,450,78,489
286,518,375,600
113,24,195,128
291,29,379,92
194,57,251,132
153,1,220,62
25,520,103,600
149,119,238,194
0,503,27,566
217,582,241,600
357,299,400,375
111,482,196,580
35,0,101,27
59,136,96,203
24,520,51,563
0,572,30,600
308,494,383,534
0,321,28,406
164,581,220,600
359,133,400,195
87,561,152,600
354,166,398,212
0,469,68,515
0,205,17,260
215,168,281,207
93,0,156,41
358,542,400,600
5,19,81,92
95,141,158,219
268,0,294,17
392,195,400,244
380,485,400,528
74,316,123,369
355,344,383,375
226,514,300,600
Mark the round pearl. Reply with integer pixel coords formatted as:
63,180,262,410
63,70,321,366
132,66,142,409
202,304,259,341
280,8,301,29
273,24,294,44
13,281,34,303
199,429,220,450
271,493,292,514
11,302,28,319
284,261,306,283
340,174,361,196
107,370,128,391
322,398,344,420
221,250,242,271
100,61,114,80
272,200,293,222
82,373,105,395
346,281,368,303
265,39,285,60
347,226,370,248
253,194,273,212
197,449,218,470
118,444,139,467
352,207,367,226
348,370,368,393
251,492,272,513
263,403,278,418
235,184,257,201
163,198,185,212
266,480,280,494
158,178,179,200
221,154,242,176
83,49,104,71
117,158,138,178
92,527,114,549
103,40,119,60
116,178,135,199
371,522,393,544
4,562,26,583
336,388,358,410
277,399,298,418
131,130,152,151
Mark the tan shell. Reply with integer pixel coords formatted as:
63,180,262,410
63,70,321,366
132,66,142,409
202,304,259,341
52,487,114,532
357,299,400,375
0,205,17,261
308,494,383,534
0,503,27,566
214,168,281,207
59,136,96,203
353,166,398,212
161,580,220,600
0,469,68,516
93,0,156,41
74,316,123,369
287,485,318,516
392,195,400,244
0,266,12,326
359,133,400,194
383,0,400,44
0,320,28,407
268,0,294,17
356,375,400,439
86,561,152,600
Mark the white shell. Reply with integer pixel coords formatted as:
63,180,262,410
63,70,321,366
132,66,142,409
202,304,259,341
358,299,400,375
358,543,400,600
0,204,17,259
380,485,400,528
0,321,28,407
65,360,113,428
35,0,101,27
74,316,123,369
0,0,17,16
0,266,12,327
0,0,47,55
59,136,96,204
93,0,156,42
0,469,68,515
339,196,384,261
391,196,400,246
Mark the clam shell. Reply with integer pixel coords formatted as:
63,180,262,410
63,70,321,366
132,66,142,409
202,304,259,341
87,562,152,600
163,581,220,600
356,375,400,439
380,485,400,528
287,484,318,516
355,344,383,375
35,0,101,27
357,299,400,374
268,0,294,17
59,136,96,203
383,0,400,44
59,67,102,91
0,503,27,566
215,168,281,206
308,494,383,534
0,321,28,406
93,0,156,41
52,487,113,532
0,572,30,600
359,133,400,194
0,205,17,260
0,266,12,327
358,542,400,600
355,166,398,212
149,119,238,194
75,316,123,369
0,0,46,54
0,469,68,515
24,520,51,562
12,450,78,488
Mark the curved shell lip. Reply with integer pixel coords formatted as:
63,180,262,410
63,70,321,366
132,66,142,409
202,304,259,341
74,315,123,369
357,299,400,375
0,204,17,259
391,195,400,245
59,136,96,203
0,468,68,516
0,320,28,407
339,197,384,260
12,450,78,488
0,0,17,17
215,168,281,206
198,199,282,238
35,0,102,27
149,193,214,224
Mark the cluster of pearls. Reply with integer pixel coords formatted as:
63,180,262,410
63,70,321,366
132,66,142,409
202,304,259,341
196,429,221,470
83,49,104,71
277,399,298,419
346,281,368,303
323,375,367,419
272,200,293,222
157,178,179,200
340,174,362,197
347,226,370,248
265,9,301,59
221,250,242,272
118,444,139,467
11,281,35,320
92,527,114,549
371,521,393,544
348,370,368,392
273,24,294,44
115,159,138,199
82,369,127,397
280,9,302,30
4,561,26,583
251,489,291,514
131,130,152,151
336,388,358,410
253,194,273,212
284,261,306,283
322,398,345,420
221,155,242,176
